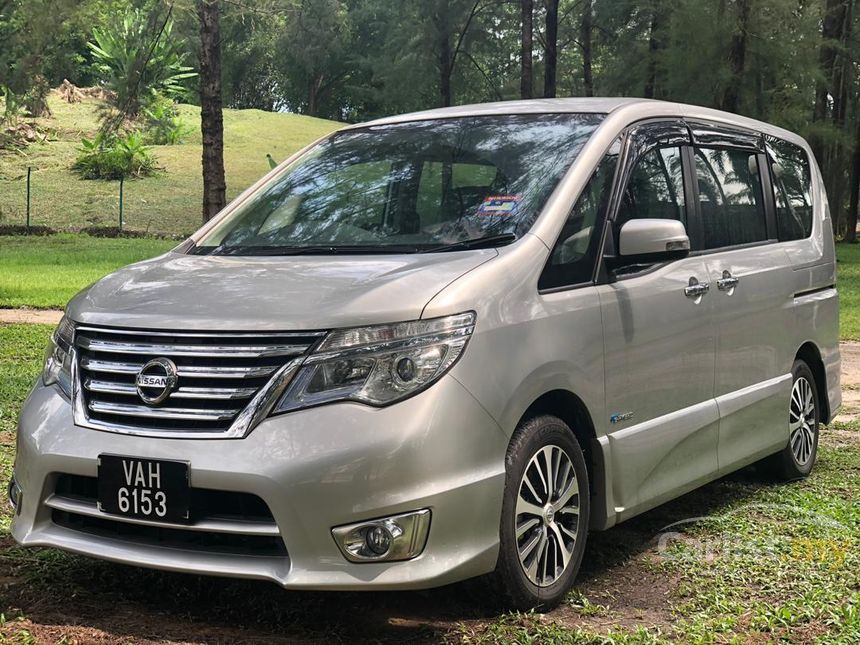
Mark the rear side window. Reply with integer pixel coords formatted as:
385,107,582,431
767,137,813,240
694,147,766,249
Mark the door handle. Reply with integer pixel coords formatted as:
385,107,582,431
717,270,739,291
684,277,710,298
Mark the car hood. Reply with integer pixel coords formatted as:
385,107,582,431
66,249,497,331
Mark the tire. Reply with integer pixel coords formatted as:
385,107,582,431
487,414,590,611
765,359,820,480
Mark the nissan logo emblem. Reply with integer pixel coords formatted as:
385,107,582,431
135,357,179,405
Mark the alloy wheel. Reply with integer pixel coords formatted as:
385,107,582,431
790,376,816,466
515,444,580,587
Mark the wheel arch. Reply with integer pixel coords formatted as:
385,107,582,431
795,341,831,423
517,389,611,530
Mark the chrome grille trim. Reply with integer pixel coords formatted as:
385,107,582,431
45,494,281,536
73,325,322,439
77,337,308,358
81,357,280,379
88,401,240,422
76,326,325,340
84,379,258,400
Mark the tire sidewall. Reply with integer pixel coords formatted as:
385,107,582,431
496,415,590,609
788,360,820,477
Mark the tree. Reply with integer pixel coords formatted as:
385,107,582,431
521,0,533,98
720,0,752,112
88,6,196,125
197,0,226,223
543,0,559,97
580,0,593,97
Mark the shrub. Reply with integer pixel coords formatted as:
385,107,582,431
72,132,157,180
0,85,24,125
143,96,193,145
88,8,196,121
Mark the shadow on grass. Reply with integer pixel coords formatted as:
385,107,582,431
0,466,775,643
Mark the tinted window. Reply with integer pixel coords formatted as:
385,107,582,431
767,137,813,240
618,146,686,230
694,147,766,249
193,114,603,255
539,146,619,289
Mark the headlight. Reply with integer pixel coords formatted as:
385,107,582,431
274,312,475,413
42,315,75,398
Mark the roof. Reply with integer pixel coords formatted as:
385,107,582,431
346,97,807,148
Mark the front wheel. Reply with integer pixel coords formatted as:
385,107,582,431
765,359,820,480
488,415,590,611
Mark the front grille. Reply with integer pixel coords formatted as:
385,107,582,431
51,474,286,557
74,325,324,436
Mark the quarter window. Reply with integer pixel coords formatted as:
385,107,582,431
694,147,767,249
767,137,813,241
539,148,619,290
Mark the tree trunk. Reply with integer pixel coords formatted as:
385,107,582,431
198,0,226,224
580,0,593,97
846,114,860,243
307,75,323,117
644,0,663,99
520,0,533,99
720,0,751,113
812,0,852,232
439,36,453,107
543,0,559,98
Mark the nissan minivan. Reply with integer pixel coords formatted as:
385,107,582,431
11,98,841,609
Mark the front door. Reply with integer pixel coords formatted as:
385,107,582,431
598,124,718,520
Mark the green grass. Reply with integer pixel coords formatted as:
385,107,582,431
0,234,175,308
0,95,340,235
837,243,860,340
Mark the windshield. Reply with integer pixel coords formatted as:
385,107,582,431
192,113,604,255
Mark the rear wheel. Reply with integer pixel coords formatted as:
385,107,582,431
488,415,590,611
766,360,820,479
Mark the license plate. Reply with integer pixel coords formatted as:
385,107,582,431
97,455,190,523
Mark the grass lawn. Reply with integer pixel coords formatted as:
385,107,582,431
0,95,339,236
0,234,175,308
837,242,860,340
0,324,858,642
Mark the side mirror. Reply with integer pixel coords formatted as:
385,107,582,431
618,219,690,260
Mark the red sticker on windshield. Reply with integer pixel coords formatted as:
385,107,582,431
476,195,522,216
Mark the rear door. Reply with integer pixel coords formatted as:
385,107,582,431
688,124,795,472
597,121,719,519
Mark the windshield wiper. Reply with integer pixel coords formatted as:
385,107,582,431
209,244,423,256
420,233,518,253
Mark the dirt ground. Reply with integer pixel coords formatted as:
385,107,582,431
0,309,64,325
835,341,860,422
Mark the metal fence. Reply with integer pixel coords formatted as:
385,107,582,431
0,167,202,236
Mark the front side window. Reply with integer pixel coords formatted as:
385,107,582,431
192,114,604,255
694,147,766,249
767,137,813,241
617,146,686,231
539,144,620,289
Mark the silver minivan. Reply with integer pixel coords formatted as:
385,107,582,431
11,98,841,609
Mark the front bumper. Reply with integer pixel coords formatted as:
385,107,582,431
11,375,506,590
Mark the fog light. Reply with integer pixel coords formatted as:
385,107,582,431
332,509,431,563
366,525,393,555
7,476,22,515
